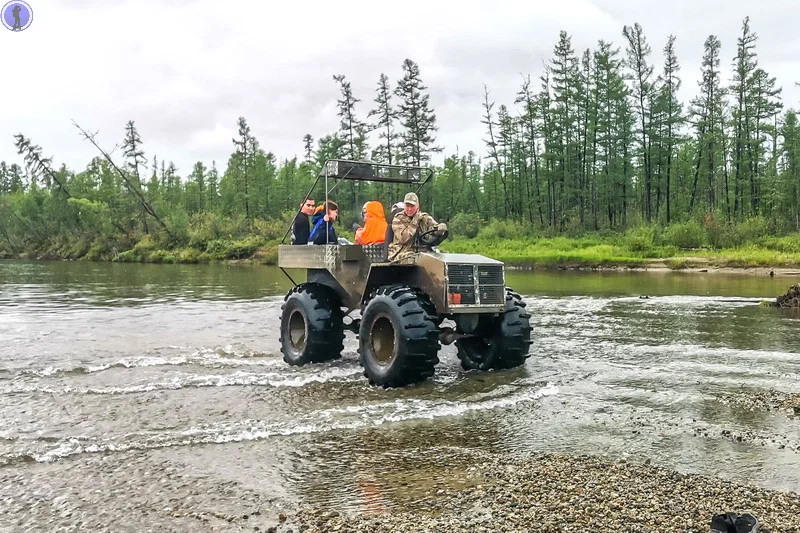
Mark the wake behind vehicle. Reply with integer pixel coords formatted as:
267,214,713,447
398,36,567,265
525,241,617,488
277,159,533,388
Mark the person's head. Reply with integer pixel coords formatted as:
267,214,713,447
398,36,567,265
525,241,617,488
324,200,339,221
361,202,369,221
363,201,385,222
300,198,315,216
403,192,419,217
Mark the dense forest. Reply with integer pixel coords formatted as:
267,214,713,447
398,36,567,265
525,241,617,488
1,17,799,262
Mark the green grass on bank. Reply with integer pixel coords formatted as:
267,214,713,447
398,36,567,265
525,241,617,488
441,236,652,268
442,237,800,269
4,213,800,270
438,215,800,269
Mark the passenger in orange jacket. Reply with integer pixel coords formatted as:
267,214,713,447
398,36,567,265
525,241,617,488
355,201,388,245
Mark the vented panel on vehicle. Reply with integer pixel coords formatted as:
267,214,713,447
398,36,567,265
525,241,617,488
449,287,476,304
478,265,504,285
478,285,505,305
448,265,474,285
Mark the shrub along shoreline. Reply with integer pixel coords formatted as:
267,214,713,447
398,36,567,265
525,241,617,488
3,214,800,273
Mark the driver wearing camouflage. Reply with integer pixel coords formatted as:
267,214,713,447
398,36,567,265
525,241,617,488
387,192,447,262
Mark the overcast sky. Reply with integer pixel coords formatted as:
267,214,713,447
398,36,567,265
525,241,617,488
1,0,799,176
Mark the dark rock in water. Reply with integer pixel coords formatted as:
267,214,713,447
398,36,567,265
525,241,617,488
773,284,800,308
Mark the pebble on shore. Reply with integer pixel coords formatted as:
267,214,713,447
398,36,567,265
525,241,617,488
719,389,800,418
287,452,800,533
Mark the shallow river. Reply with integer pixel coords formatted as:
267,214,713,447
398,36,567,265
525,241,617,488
1,261,799,530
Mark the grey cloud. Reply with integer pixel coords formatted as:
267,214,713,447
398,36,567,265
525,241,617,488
1,0,799,175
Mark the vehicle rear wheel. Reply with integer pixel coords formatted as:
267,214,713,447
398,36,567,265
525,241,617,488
358,285,440,388
280,283,344,366
456,287,532,371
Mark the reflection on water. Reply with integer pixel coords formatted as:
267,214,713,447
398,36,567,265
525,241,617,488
0,260,799,528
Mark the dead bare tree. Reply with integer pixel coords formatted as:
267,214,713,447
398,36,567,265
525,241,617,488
73,120,172,237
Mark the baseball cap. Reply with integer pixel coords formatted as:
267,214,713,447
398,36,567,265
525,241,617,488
403,192,419,206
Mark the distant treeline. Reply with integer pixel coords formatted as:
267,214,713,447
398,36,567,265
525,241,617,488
1,16,799,261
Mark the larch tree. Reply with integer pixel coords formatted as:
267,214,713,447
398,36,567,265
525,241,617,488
333,74,369,213
623,22,655,222
122,121,149,231
689,35,725,216
550,31,580,229
731,16,758,218
514,75,545,225
368,73,399,166
394,59,441,167
303,134,314,163
656,35,683,223
232,116,256,220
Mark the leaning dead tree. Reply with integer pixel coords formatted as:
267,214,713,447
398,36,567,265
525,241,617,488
14,135,71,198
15,133,132,236
72,120,172,237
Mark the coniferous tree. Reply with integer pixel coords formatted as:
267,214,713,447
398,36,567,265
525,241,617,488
623,22,655,222
515,75,545,225
550,31,580,228
333,74,369,161
122,121,147,189
303,134,314,162
749,67,782,214
206,161,219,211
731,16,758,218
122,121,149,231
689,35,725,216
368,73,399,166
538,67,557,226
395,59,441,167
0,162,8,195
780,111,800,228
232,117,256,220
656,35,683,223
13,135,70,198
8,164,23,193
333,74,368,213
482,85,509,218
185,161,207,214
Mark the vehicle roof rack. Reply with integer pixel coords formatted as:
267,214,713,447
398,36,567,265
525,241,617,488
320,159,434,185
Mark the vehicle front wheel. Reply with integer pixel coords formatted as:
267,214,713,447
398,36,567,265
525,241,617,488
456,287,532,371
279,283,344,366
358,285,441,388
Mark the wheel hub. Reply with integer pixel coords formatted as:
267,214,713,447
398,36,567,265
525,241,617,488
288,310,307,352
370,315,396,365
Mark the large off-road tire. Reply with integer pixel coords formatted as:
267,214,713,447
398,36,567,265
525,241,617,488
456,287,532,371
280,283,345,366
358,285,441,388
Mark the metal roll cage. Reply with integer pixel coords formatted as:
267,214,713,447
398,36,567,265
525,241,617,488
279,159,435,285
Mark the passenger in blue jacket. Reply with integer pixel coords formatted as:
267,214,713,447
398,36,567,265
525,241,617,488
309,200,339,244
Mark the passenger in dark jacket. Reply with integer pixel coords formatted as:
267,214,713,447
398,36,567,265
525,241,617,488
309,201,339,244
291,198,315,245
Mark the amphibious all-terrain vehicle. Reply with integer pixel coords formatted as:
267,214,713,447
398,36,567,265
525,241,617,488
277,159,532,388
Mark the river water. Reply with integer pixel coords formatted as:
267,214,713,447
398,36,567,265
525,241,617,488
1,261,799,531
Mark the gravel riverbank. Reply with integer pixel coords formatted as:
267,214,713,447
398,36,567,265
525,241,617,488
281,452,800,533
719,390,800,418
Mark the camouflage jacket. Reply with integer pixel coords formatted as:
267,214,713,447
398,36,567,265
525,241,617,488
387,211,438,262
